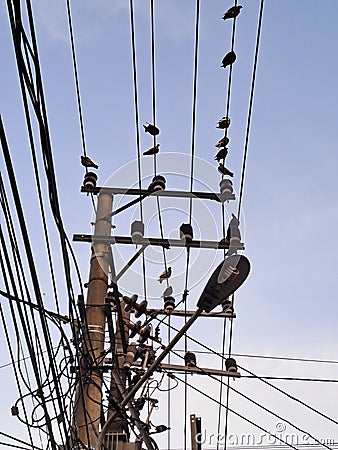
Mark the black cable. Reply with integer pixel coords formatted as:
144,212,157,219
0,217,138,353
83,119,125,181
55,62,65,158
188,0,200,220
149,0,158,176
238,365,338,426
155,317,338,427
216,317,227,450
169,350,335,450
237,0,265,217
168,372,300,450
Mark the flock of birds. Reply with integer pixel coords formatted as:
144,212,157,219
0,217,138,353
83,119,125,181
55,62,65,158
80,4,243,292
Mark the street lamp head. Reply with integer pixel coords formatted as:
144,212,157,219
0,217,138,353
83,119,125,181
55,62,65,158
197,255,250,313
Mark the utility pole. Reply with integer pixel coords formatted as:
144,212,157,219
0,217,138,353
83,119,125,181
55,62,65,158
73,183,250,450
74,190,112,448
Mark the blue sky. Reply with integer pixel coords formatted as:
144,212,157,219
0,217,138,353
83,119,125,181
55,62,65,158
1,1,338,449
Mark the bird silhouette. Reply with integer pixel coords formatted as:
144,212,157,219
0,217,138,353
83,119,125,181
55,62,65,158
81,156,99,169
218,164,234,177
222,5,242,20
221,51,236,68
143,144,160,156
161,285,173,297
158,267,172,283
215,136,229,148
216,116,231,129
225,213,241,256
143,123,160,136
215,148,228,162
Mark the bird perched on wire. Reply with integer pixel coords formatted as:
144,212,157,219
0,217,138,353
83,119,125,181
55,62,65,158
218,163,234,177
161,285,173,297
216,116,231,129
215,136,229,148
143,144,160,156
215,147,228,162
222,5,242,20
221,51,236,68
81,155,99,169
225,213,241,256
143,123,160,136
158,267,172,283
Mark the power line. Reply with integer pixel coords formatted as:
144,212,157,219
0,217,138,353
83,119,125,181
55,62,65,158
237,0,265,217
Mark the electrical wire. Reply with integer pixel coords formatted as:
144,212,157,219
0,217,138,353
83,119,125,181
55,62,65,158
168,350,335,450
167,371,300,450
237,0,265,218
150,0,158,176
65,0,97,213
154,316,338,428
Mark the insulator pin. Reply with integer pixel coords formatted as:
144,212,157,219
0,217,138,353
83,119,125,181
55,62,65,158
225,357,237,372
163,296,175,312
83,171,98,189
148,175,166,192
180,223,193,240
131,220,145,241
184,351,197,367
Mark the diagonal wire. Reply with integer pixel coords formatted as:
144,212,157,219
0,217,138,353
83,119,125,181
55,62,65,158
65,0,96,213
129,0,147,301
237,0,265,218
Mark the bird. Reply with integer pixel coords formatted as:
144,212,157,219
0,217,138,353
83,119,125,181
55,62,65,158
222,5,242,20
161,285,173,297
225,213,241,256
215,147,228,162
143,123,160,136
216,116,231,129
218,163,234,177
143,144,160,156
221,51,236,68
158,267,172,283
81,155,99,169
215,136,229,148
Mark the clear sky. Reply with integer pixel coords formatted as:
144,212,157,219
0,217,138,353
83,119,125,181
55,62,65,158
1,1,338,449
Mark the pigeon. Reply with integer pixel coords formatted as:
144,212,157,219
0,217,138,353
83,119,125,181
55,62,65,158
218,163,234,177
215,136,229,148
215,147,228,162
158,267,172,283
143,144,160,156
143,123,160,136
221,51,236,68
161,285,173,297
225,214,241,256
222,5,242,20
216,116,231,129
81,155,99,169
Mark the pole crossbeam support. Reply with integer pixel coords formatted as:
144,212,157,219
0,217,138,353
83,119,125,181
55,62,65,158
73,234,245,251
158,363,241,378
81,185,235,202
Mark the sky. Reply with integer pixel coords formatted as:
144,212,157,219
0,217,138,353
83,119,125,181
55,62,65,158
1,1,338,449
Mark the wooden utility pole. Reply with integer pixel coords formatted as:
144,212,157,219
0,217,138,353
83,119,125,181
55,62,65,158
74,190,112,448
